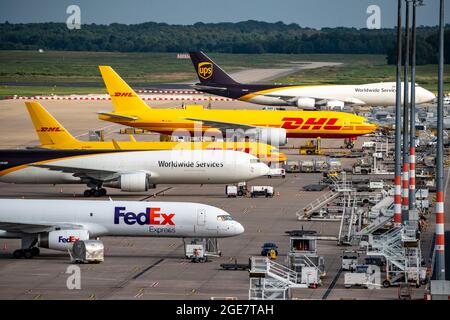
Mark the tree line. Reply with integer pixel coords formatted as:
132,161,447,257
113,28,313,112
0,20,448,64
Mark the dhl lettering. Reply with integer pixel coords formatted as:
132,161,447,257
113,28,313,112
281,118,342,131
301,118,327,130
114,92,134,97
39,127,63,132
323,118,342,130
281,117,303,129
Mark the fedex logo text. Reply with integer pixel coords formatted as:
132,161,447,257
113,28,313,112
281,117,341,130
59,235,80,243
114,207,175,226
39,127,63,132
114,92,134,97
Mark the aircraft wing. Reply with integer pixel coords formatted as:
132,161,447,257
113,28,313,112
0,221,83,234
184,118,257,133
263,94,366,106
97,112,139,121
30,164,120,182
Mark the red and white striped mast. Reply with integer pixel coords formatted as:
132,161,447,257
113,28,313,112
434,0,446,280
393,0,403,226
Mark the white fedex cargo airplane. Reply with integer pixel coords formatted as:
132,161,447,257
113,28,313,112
0,199,244,258
0,149,269,197
190,51,436,110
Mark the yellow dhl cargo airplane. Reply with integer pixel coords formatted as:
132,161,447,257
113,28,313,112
25,101,286,163
97,66,377,147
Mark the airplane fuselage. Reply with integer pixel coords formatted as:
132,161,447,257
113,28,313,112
100,106,377,139
0,199,244,239
0,149,268,185
198,82,436,107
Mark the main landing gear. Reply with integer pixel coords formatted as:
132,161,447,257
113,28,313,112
13,238,40,259
84,187,107,197
13,247,40,259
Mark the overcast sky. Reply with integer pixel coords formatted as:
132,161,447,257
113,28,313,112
0,0,447,28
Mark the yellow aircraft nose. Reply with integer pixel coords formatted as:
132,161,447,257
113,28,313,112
365,123,378,133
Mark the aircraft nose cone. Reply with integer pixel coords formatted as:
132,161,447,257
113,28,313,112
426,90,436,103
234,222,245,235
259,163,270,176
366,123,378,133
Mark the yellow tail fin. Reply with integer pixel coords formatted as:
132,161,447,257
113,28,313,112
98,66,151,115
25,102,78,146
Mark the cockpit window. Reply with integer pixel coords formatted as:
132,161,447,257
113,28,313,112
217,215,233,221
250,159,261,163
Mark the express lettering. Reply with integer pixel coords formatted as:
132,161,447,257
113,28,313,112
114,207,175,226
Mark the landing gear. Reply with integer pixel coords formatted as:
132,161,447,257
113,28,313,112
31,247,40,256
344,137,356,149
13,250,23,259
13,247,40,259
23,250,33,259
91,189,100,197
83,187,107,197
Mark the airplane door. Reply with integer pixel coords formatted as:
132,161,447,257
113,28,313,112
197,209,206,226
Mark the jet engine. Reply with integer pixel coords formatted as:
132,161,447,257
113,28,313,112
251,128,287,146
104,172,152,192
39,229,89,250
296,97,316,110
326,100,345,111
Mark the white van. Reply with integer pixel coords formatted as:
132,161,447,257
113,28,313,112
267,168,285,178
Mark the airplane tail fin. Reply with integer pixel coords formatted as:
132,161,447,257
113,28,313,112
25,102,78,146
189,51,238,85
98,66,151,115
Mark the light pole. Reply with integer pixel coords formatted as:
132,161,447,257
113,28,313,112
409,0,424,212
434,0,446,281
394,0,403,226
402,0,411,222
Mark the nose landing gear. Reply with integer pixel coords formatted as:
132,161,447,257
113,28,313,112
344,137,356,149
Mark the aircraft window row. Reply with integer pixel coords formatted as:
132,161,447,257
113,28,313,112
250,159,261,163
217,215,233,221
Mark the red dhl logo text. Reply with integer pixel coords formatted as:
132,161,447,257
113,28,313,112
114,92,134,97
39,127,63,132
281,118,341,130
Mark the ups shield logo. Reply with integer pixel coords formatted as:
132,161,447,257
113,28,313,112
198,62,213,80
